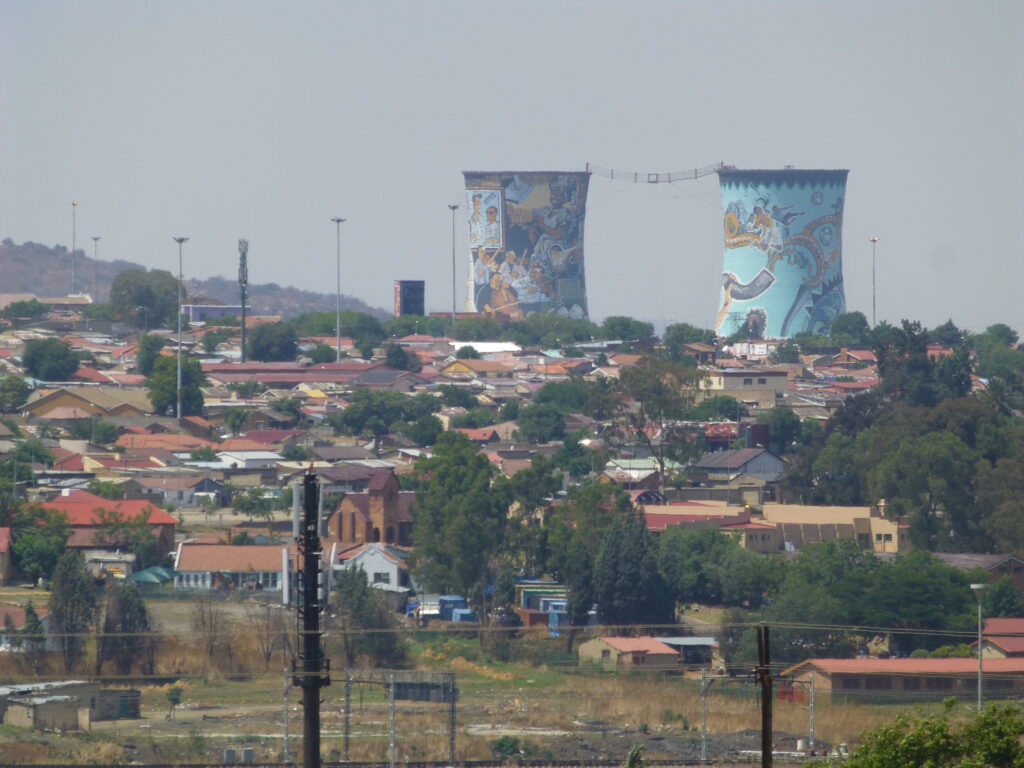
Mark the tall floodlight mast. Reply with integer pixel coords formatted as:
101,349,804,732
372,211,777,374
239,239,249,363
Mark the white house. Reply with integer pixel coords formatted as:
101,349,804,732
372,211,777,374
174,543,293,592
216,450,283,469
333,543,411,609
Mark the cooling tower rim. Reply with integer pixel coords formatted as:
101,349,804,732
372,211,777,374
462,170,591,176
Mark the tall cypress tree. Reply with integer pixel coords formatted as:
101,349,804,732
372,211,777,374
594,510,673,627
49,550,96,672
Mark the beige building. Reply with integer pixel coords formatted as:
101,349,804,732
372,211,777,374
578,636,679,672
761,503,908,554
698,368,788,409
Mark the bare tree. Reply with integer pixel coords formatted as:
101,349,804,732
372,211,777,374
245,603,291,671
191,594,230,665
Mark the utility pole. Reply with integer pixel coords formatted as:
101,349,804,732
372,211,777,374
700,668,709,762
808,672,815,753
331,218,345,362
239,239,249,363
448,204,459,324
294,471,329,768
757,624,773,768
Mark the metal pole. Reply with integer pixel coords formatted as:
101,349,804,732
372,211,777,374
448,204,459,324
70,201,78,295
757,624,772,768
331,218,345,362
388,673,396,768
283,677,291,763
239,239,248,364
343,675,351,762
448,672,456,765
808,672,815,752
294,471,328,768
90,236,100,302
173,237,188,418
971,583,987,710
700,668,708,762
869,237,879,327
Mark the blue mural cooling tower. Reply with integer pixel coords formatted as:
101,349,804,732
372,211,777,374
463,171,590,320
715,169,848,339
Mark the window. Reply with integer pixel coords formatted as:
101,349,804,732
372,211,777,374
757,378,767,385
743,378,753,385
373,572,391,585
601,650,610,659
841,677,861,690
865,677,891,690
902,677,921,690
926,677,953,690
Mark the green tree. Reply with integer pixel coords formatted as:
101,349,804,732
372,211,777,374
0,375,31,412
687,395,747,422
592,509,673,626
69,418,119,445
87,478,125,499
199,328,232,356
768,339,802,364
22,600,46,673
232,487,273,521
410,431,509,598
600,316,654,342
384,343,421,372
984,576,1024,618
165,686,183,720
146,356,205,416
614,356,703,491
23,338,79,381
49,550,97,672
135,334,165,377
516,402,566,443
247,323,298,362
756,407,802,454
190,445,219,462
95,580,152,676
438,384,477,409
0,298,48,323
663,322,716,350
11,506,69,582
401,414,443,447
563,537,593,652
868,431,979,549
226,380,266,398
554,430,594,478
224,408,249,435
329,566,403,666
341,389,409,441
109,268,183,328
308,343,336,364
828,703,1024,768
828,311,870,344
455,345,481,359
281,444,308,461
94,508,160,569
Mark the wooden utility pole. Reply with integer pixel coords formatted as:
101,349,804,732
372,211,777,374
757,624,773,768
294,471,329,768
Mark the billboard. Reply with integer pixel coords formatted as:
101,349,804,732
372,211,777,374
463,171,590,320
716,169,848,338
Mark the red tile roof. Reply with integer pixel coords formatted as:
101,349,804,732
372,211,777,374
599,636,678,655
786,657,1024,676
40,491,178,526
176,543,294,572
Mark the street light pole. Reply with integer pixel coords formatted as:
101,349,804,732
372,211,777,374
90,236,101,301
173,237,189,419
331,218,346,362
869,237,879,327
971,583,988,710
70,201,79,295
448,204,459,324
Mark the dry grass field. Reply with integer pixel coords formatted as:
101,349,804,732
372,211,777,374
0,601,954,766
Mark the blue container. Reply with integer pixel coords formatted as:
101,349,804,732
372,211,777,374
439,595,467,622
548,610,568,637
451,608,479,623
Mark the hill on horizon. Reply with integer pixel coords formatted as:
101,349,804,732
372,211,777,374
0,238,388,319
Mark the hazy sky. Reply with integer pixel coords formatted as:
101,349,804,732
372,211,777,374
2,1,1021,333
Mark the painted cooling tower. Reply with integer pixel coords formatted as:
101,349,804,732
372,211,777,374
716,169,848,338
462,171,590,320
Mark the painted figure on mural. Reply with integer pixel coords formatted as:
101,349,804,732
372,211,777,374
468,193,485,248
483,272,523,321
529,174,583,273
484,206,501,248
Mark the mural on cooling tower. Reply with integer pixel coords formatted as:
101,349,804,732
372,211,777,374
464,171,590,320
716,169,849,339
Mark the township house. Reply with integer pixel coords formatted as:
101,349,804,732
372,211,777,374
781,657,1024,702
577,637,680,672
173,543,293,591
38,491,178,560
980,618,1024,658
